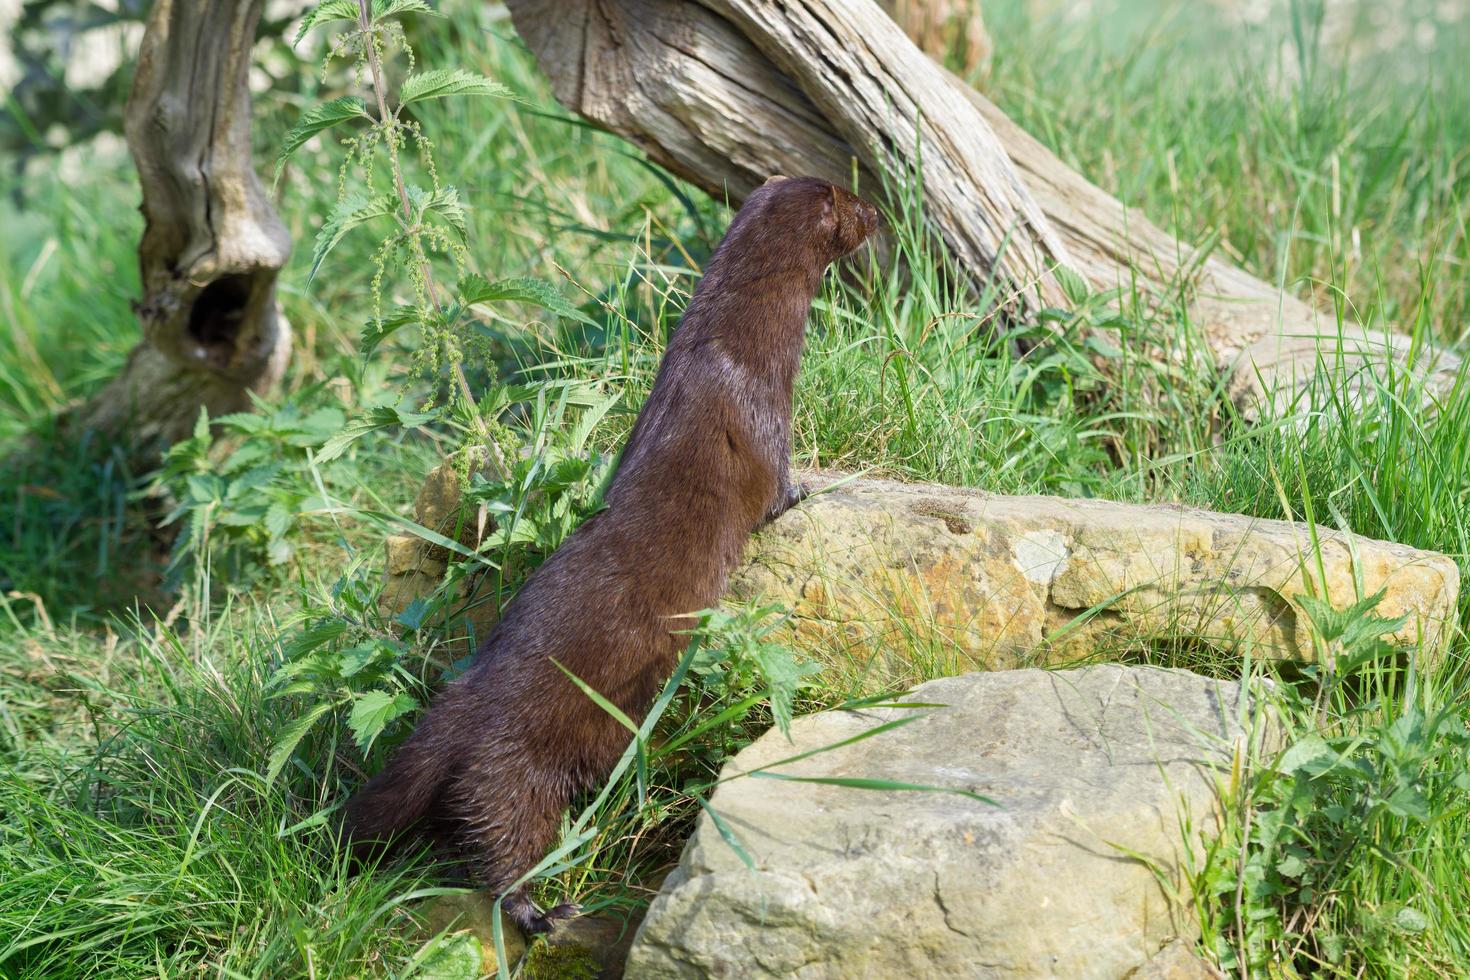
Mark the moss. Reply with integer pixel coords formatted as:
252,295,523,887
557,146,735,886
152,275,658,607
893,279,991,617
520,942,602,980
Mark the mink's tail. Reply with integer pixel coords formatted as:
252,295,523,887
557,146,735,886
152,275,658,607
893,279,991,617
341,711,454,853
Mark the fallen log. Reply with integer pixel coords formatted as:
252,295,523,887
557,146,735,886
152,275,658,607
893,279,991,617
503,0,1458,414
882,0,990,74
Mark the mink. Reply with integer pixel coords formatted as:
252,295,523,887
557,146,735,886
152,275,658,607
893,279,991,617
343,175,878,934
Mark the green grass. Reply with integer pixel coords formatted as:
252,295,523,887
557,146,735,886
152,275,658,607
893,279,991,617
0,600,459,977
3,0,1470,976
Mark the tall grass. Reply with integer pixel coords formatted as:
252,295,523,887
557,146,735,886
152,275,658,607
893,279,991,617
0,602,448,977
2,0,1469,975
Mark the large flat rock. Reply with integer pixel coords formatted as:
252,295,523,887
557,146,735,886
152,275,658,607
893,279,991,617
626,665,1265,979
380,471,1458,667
731,476,1458,667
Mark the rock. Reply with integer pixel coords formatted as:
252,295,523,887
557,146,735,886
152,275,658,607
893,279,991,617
627,665,1273,978
539,911,646,978
381,471,1458,668
732,475,1457,669
379,446,509,645
1127,939,1223,980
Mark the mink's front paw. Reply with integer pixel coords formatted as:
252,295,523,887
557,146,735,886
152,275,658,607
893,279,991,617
525,902,581,935
760,481,809,528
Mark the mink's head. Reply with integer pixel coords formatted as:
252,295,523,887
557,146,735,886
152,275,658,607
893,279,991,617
730,176,879,270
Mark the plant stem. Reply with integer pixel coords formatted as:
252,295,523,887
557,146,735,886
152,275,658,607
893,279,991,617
356,0,486,434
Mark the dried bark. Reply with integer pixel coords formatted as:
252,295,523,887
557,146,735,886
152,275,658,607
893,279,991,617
504,0,1457,413
882,0,989,73
509,0,1069,312
72,0,291,452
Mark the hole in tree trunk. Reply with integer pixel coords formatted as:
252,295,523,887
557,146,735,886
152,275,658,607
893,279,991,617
187,273,254,364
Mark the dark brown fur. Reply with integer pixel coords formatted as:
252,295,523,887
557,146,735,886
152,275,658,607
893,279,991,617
342,176,878,933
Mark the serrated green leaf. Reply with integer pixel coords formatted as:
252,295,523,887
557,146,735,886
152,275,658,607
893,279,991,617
267,538,294,566
458,273,598,327
293,0,361,46
395,597,431,631
275,96,369,187
1054,264,1091,306
221,442,271,474
186,473,224,504
1394,907,1430,934
752,643,821,738
264,502,294,540
411,185,467,240
274,678,324,698
337,642,383,678
266,701,336,783
1385,784,1430,821
217,506,268,528
399,68,514,106
293,406,350,445
1275,853,1307,878
314,417,379,463
310,193,398,286
214,411,264,433
316,405,438,463
294,0,441,47
360,305,425,356
348,690,418,753
269,648,343,692
225,464,281,500
282,620,349,661
373,0,440,22
413,930,482,980
1276,734,1335,775
1296,589,1406,651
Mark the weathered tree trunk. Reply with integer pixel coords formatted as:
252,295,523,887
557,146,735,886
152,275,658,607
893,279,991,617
883,0,989,73
511,0,1069,313
72,0,291,452
504,0,1457,414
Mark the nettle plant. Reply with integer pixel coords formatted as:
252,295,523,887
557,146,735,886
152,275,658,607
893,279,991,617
155,396,347,588
279,0,594,427
158,1,602,587
256,1,621,768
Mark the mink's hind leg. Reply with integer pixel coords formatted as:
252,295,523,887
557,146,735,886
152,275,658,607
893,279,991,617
447,760,581,935
502,885,580,935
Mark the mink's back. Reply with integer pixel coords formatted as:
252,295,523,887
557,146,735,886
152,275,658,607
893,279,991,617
451,343,775,730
